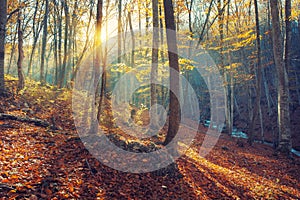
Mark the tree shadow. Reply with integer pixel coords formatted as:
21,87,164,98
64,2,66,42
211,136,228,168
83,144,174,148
33,133,200,199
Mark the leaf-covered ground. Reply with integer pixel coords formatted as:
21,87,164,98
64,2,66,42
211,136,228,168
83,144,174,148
0,77,299,199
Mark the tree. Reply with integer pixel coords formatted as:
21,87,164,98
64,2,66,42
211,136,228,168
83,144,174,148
27,0,43,78
117,0,122,63
0,0,7,94
96,0,104,120
71,1,94,83
127,4,135,67
17,4,24,91
196,0,214,47
248,0,263,145
59,0,70,88
270,0,291,155
163,0,180,146
150,0,159,129
40,0,49,83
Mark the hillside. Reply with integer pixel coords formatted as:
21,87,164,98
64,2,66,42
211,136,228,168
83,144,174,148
0,76,299,199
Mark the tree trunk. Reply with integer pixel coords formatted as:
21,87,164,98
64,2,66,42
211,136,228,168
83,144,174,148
40,0,49,84
150,0,159,129
163,0,180,146
58,6,63,86
53,10,59,85
0,0,7,94
117,0,122,63
71,0,93,83
128,9,135,66
7,25,17,74
27,0,41,78
270,0,291,155
249,0,262,145
17,8,24,91
59,0,70,88
217,0,229,134
95,0,104,121
159,2,167,105
196,0,214,48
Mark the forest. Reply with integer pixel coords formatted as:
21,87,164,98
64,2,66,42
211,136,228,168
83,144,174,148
0,0,300,199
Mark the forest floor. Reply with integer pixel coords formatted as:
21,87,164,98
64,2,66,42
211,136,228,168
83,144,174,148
0,76,300,199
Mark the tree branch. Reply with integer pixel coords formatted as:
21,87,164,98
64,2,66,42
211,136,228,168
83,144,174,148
7,8,20,22
0,113,56,129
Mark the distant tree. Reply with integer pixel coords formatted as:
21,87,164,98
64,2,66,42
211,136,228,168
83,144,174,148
127,4,135,66
40,0,49,84
163,0,180,145
270,0,291,155
59,0,70,88
71,1,94,83
117,0,122,63
27,0,43,78
0,0,7,94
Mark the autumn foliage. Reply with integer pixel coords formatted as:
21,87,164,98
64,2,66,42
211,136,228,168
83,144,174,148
0,75,298,199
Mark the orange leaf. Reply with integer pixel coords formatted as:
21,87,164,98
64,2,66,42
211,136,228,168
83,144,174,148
2,179,10,183
68,183,74,192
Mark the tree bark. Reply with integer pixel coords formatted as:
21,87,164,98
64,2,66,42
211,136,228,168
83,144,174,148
163,0,180,146
0,0,7,94
249,0,263,145
150,0,159,129
196,0,214,48
95,0,104,121
71,0,94,83
40,0,49,84
0,113,53,128
117,0,122,63
128,8,135,66
59,0,70,88
270,0,291,155
7,25,17,74
27,0,42,78
17,8,24,91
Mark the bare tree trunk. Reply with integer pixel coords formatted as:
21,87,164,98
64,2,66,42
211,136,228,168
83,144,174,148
185,0,194,35
150,0,159,129
128,8,135,66
159,2,167,104
117,0,122,63
53,10,59,85
71,0,93,82
58,6,63,86
95,0,104,121
196,0,214,48
7,25,17,74
284,0,292,77
28,0,42,78
249,0,263,145
59,0,70,88
17,8,24,91
40,0,49,84
138,0,142,47
270,0,291,155
0,0,7,94
163,0,180,146
217,0,229,134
